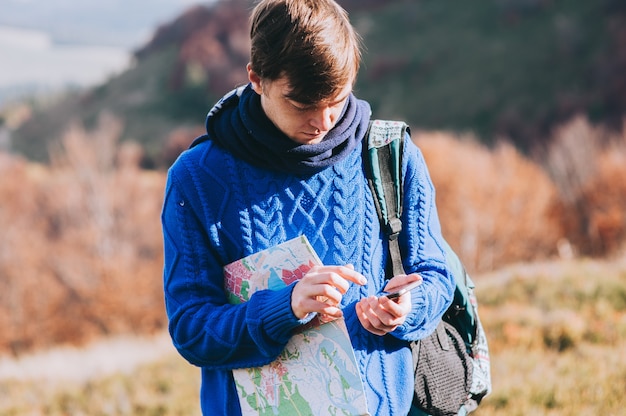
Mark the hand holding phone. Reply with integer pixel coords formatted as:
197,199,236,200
380,280,421,300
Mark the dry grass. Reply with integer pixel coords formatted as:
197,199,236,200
474,256,626,415
1,257,624,415
0,350,201,416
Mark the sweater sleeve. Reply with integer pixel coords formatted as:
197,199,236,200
391,136,456,341
161,162,301,369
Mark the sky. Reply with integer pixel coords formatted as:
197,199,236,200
0,0,210,94
0,25,130,89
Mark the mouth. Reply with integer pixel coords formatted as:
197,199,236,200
302,131,325,142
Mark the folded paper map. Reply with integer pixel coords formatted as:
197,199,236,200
223,235,370,416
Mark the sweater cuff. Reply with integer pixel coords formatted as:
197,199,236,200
249,284,300,345
393,287,428,340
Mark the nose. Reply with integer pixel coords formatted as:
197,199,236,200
310,106,334,132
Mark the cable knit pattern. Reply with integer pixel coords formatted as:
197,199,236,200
161,88,454,416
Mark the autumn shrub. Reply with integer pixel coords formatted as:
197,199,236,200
543,115,626,256
0,114,167,355
415,132,563,273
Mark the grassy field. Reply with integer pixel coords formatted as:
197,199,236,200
473,256,626,415
1,256,624,415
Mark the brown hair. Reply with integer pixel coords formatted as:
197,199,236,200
249,0,362,105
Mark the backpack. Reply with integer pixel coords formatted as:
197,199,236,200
362,120,492,416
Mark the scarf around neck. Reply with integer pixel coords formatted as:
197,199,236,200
197,84,371,176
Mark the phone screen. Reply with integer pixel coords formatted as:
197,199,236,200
380,280,421,300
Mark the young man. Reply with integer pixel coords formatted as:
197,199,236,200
161,0,454,414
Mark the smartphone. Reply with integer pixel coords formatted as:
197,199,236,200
380,280,421,300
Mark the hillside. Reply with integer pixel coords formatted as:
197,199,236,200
8,0,626,167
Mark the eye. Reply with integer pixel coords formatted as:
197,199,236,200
292,102,315,112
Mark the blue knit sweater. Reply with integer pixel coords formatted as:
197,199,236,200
161,87,454,415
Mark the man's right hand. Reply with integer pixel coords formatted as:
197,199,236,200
291,264,367,321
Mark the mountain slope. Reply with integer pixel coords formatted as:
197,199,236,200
355,0,626,150
9,0,626,167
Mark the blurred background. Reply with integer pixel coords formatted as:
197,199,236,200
0,0,625,414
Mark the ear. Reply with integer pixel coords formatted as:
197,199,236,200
247,63,263,95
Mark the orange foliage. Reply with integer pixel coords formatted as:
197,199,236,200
0,114,166,355
544,116,626,256
577,136,626,254
414,132,563,273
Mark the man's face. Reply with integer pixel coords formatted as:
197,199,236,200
248,66,353,145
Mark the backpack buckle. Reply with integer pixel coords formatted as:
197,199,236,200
387,218,402,240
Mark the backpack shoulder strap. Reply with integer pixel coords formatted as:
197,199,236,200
364,123,492,409
362,119,476,341
363,119,409,278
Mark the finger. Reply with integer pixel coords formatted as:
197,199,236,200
295,297,343,320
305,269,367,301
302,268,349,295
319,304,343,319
366,297,408,330
314,265,367,288
315,284,343,306
291,280,336,319
366,297,399,327
378,292,412,315
383,273,421,292
363,297,400,333
292,268,359,319
356,301,386,336
338,264,368,286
